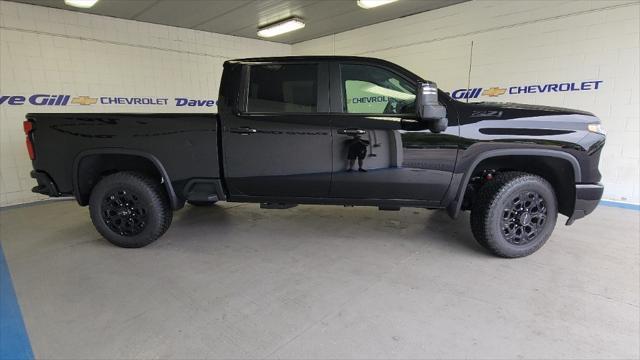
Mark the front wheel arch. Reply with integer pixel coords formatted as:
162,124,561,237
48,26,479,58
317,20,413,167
447,150,580,219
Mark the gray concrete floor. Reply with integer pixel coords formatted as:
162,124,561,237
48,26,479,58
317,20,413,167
1,200,638,359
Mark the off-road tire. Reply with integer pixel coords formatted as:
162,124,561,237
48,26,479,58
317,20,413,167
470,172,558,258
89,171,172,248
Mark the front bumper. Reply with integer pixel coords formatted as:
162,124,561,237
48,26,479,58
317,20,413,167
566,183,604,225
31,170,61,197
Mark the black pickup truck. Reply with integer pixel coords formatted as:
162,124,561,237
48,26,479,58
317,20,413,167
25,56,605,257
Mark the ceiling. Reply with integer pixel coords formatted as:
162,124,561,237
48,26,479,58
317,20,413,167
10,0,467,44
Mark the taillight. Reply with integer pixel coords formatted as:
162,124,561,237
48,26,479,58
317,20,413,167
23,120,35,160
23,120,32,134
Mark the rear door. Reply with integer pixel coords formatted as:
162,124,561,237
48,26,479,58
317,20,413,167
329,61,458,203
221,62,333,198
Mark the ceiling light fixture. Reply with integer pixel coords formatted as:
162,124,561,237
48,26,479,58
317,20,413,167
257,17,305,38
64,0,99,8
357,0,398,9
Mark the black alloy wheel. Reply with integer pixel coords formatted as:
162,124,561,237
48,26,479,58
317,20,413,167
102,188,148,236
500,190,548,245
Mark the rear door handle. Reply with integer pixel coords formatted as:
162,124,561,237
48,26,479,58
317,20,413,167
338,128,367,136
230,127,257,135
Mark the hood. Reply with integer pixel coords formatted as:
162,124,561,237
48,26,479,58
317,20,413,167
454,100,601,137
474,102,593,116
455,101,597,124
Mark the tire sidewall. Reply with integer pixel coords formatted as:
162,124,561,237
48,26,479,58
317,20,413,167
89,176,166,248
485,177,558,257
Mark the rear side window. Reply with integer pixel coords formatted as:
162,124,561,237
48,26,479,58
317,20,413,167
246,64,318,113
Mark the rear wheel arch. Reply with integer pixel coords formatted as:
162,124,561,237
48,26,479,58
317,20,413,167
73,149,180,209
448,149,580,218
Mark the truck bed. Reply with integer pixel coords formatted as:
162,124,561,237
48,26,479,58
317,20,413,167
27,113,220,207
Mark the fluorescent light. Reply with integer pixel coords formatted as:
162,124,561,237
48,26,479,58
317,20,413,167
257,17,305,38
64,0,99,8
357,0,398,9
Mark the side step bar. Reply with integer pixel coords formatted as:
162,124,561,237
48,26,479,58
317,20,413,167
184,179,225,203
260,203,298,209
258,203,401,211
186,192,218,203
378,206,400,211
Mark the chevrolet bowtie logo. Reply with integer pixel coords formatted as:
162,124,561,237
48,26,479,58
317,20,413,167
71,96,97,105
482,87,507,97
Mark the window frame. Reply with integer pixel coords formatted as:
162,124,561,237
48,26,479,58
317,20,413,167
330,61,419,117
240,61,329,115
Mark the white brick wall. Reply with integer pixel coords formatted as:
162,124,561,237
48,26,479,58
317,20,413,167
0,1,290,206
293,0,640,205
2,0,638,206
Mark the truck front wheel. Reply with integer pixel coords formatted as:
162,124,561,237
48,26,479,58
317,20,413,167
89,171,172,248
470,172,558,258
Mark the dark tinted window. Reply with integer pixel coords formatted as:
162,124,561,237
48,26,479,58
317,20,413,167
247,64,318,113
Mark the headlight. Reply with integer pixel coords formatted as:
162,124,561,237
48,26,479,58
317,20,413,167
588,123,606,135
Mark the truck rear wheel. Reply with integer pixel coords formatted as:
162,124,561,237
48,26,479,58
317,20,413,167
89,171,172,248
470,172,558,258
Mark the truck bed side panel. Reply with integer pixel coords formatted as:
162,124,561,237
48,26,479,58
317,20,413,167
27,113,219,202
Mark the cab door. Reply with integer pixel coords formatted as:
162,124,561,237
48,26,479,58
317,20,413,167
221,62,332,198
328,62,458,204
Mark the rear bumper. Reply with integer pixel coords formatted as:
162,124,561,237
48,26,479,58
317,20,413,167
566,183,604,225
31,170,61,197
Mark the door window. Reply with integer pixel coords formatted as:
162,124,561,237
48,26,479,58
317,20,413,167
247,64,318,113
341,64,415,115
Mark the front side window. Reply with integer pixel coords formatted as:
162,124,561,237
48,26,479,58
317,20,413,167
341,64,415,114
247,64,318,113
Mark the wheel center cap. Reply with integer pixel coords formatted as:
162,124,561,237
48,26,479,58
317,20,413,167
520,212,531,225
118,209,130,217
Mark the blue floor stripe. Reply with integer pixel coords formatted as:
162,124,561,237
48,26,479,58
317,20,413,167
600,200,640,211
0,243,33,360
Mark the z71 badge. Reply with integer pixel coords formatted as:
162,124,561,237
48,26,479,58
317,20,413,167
470,110,504,118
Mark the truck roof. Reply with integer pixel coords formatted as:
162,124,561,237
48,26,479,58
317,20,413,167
225,56,424,81
228,55,386,63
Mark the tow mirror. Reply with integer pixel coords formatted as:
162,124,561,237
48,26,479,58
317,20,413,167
416,81,448,133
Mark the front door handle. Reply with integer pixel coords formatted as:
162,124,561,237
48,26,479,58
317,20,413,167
338,128,367,136
230,127,257,135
